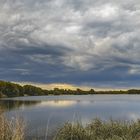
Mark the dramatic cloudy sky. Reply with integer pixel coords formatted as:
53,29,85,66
0,0,140,89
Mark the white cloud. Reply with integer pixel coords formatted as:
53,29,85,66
0,0,140,86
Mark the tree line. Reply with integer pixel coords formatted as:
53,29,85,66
0,80,140,98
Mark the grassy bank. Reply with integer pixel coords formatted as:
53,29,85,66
0,109,25,140
1,110,140,140
54,119,140,140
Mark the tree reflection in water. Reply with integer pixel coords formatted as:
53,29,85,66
0,100,41,111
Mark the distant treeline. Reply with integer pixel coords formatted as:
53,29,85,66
0,81,140,98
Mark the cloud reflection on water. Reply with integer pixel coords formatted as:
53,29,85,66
39,100,77,107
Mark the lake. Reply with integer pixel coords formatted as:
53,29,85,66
1,94,140,139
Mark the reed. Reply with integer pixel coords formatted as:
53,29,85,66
0,108,25,140
1,107,140,140
54,119,140,140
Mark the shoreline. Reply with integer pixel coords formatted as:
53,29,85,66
1,80,140,98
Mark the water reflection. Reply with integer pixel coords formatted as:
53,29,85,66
0,100,41,111
40,100,76,107
1,95,140,139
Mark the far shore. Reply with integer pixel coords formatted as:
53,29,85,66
1,80,140,98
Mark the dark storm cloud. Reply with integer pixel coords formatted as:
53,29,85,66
0,0,140,88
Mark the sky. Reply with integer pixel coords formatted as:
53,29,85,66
0,0,140,89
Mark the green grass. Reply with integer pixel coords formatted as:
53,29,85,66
54,119,140,140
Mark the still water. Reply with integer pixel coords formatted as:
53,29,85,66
1,95,140,139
